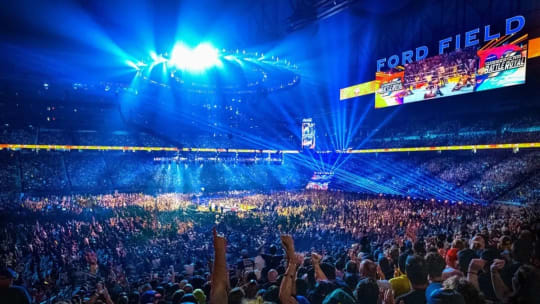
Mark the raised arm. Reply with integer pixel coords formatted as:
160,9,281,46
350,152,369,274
88,283,113,304
311,252,328,282
467,258,485,290
490,259,511,302
211,228,229,304
256,241,265,254
279,235,298,304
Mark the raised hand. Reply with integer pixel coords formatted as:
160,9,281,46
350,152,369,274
468,258,486,273
213,227,227,251
383,289,395,304
211,227,228,304
490,259,505,272
280,234,295,258
394,265,401,277
311,252,322,265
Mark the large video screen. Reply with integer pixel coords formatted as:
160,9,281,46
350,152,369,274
306,171,333,190
375,34,528,108
302,118,316,149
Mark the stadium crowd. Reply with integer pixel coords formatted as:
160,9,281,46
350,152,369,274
1,191,539,304
330,151,539,204
1,111,539,152
0,94,538,304
351,114,540,149
0,149,538,204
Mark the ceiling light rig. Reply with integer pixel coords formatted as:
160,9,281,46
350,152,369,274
126,42,300,95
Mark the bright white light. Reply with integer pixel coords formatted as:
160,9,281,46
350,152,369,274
192,43,220,70
169,42,220,71
149,51,166,70
170,43,191,69
125,59,140,70
224,55,243,66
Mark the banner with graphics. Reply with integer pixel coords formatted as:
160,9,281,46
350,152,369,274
375,34,528,108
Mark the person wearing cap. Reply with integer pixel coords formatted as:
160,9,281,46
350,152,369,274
172,289,185,304
140,289,157,304
354,278,379,304
183,283,194,294
395,255,428,304
389,253,412,297
322,288,355,304
457,249,478,275
181,293,198,303
0,267,32,304
441,248,463,280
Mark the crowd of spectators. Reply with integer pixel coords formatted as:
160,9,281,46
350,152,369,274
0,151,311,195
1,111,539,151
65,155,112,191
0,128,174,149
499,174,540,205
437,157,499,186
138,134,174,148
0,150,537,204
0,190,539,304
73,132,141,147
0,127,37,145
331,151,539,204
38,130,74,145
0,152,21,191
20,153,70,192
463,152,539,201
346,115,539,149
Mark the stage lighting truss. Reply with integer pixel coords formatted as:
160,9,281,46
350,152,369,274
132,47,300,94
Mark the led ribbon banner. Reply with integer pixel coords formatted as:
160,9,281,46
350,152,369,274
1,142,538,154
